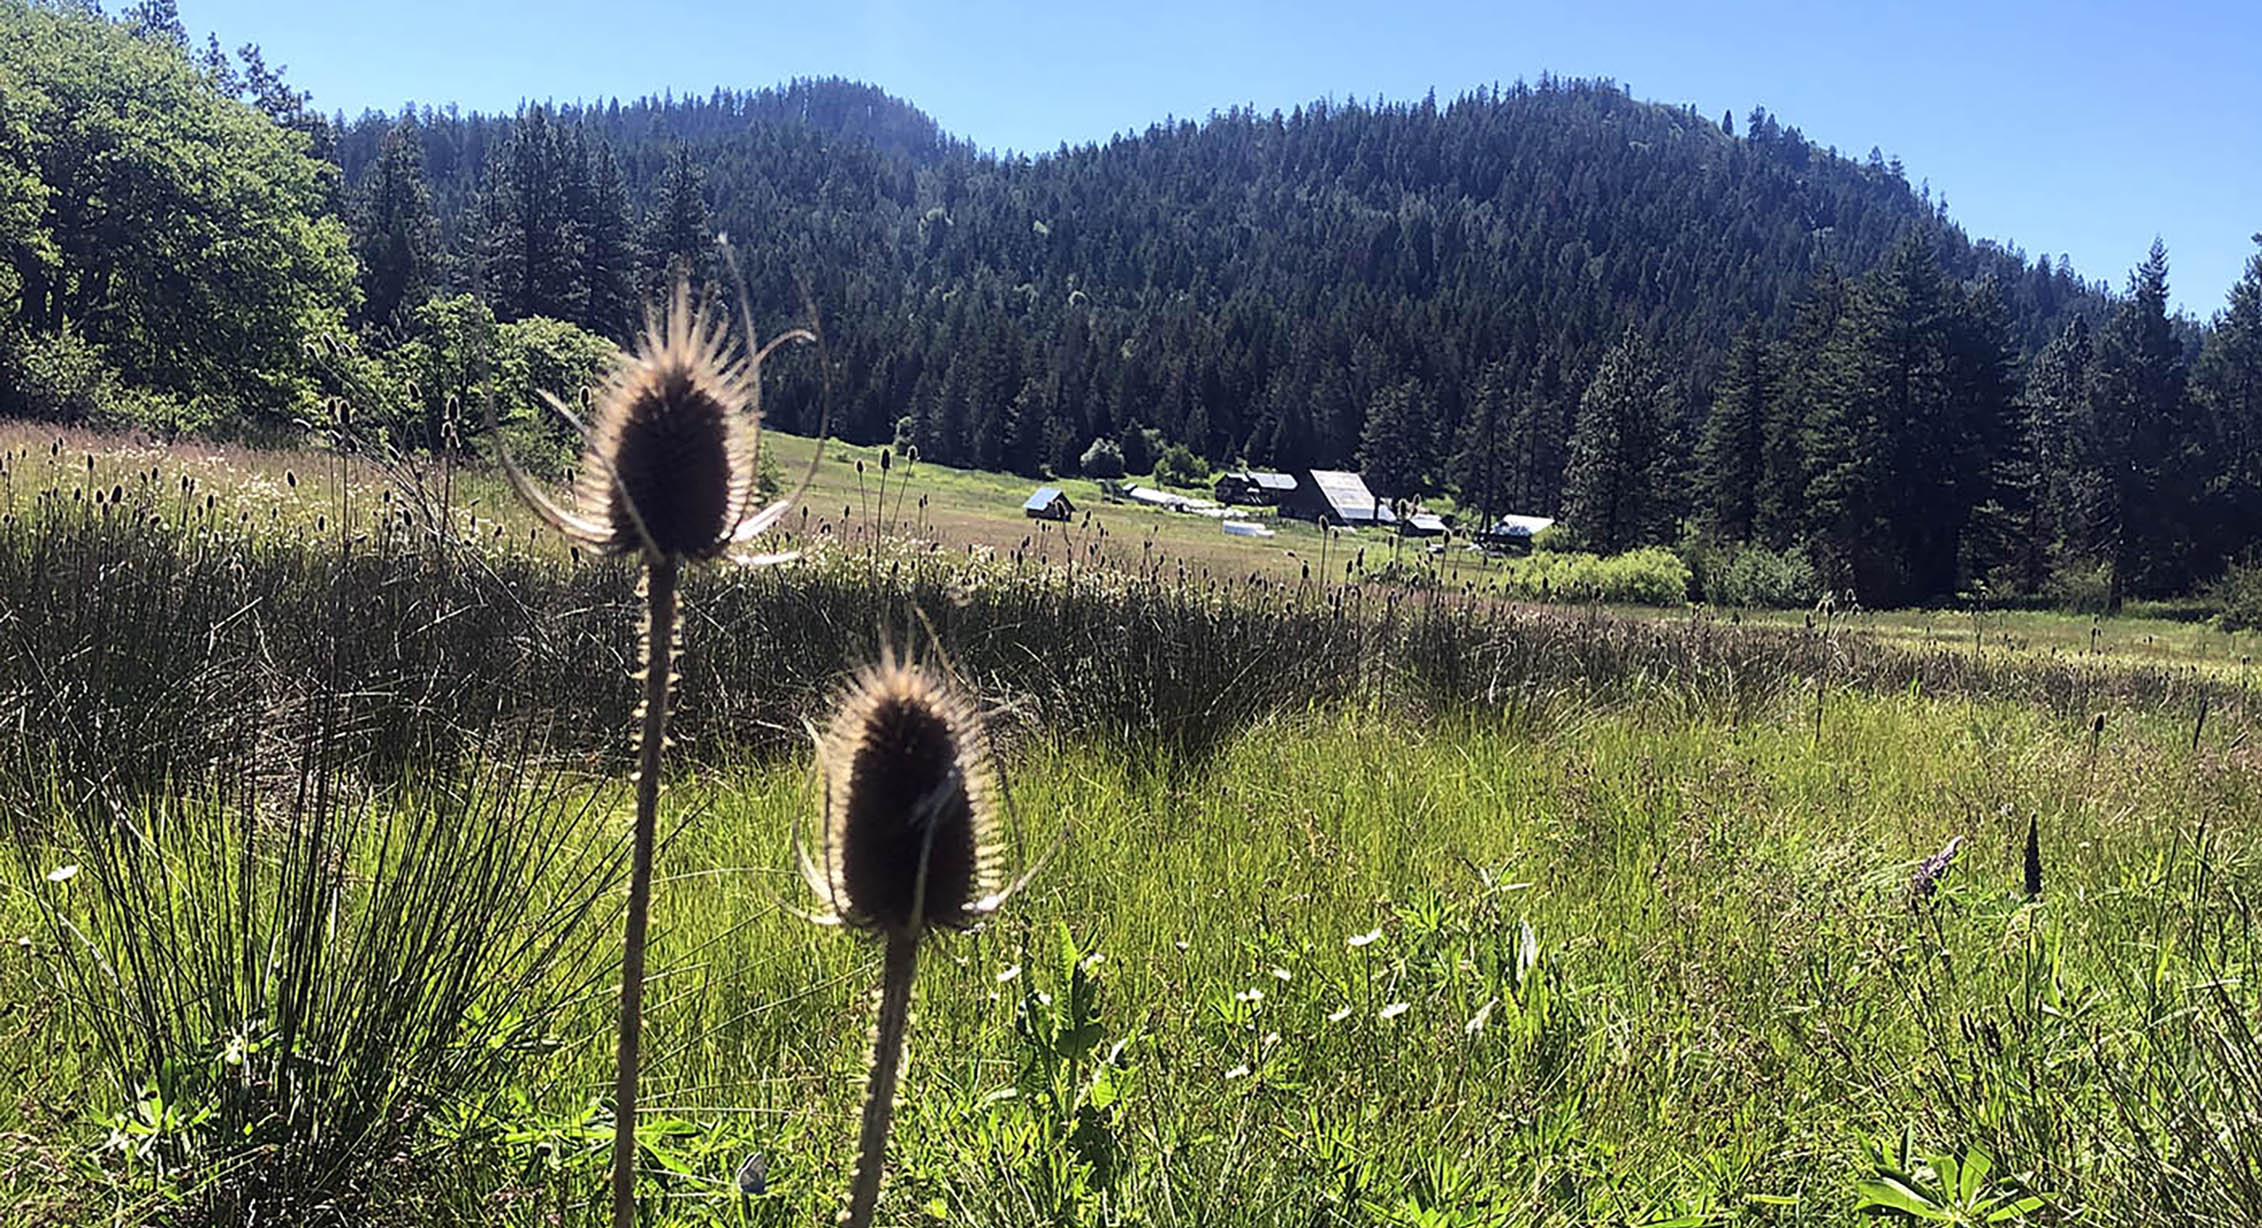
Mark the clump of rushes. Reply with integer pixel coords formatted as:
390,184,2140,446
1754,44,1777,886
498,278,814,1228
802,654,1031,1228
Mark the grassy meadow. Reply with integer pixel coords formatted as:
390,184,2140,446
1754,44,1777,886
3,426,2260,1226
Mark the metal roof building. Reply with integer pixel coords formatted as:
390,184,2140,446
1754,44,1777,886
1282,469,1395,526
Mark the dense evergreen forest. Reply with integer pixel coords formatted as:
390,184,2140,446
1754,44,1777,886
3,0,2258,605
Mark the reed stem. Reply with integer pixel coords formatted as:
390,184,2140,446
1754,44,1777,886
612,554,679,1228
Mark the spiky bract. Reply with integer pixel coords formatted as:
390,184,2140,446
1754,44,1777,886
577,284,758,559
808,659,1002,941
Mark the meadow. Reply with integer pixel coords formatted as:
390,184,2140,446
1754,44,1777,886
2,427,2259,1227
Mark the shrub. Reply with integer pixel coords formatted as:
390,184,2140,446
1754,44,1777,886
1499,547,1692,607
1,325,121,422
1153,442,1209,489
2212,560,2262,632
1079,437,1126,479
1706,545,1821,609
2044,561,2114,614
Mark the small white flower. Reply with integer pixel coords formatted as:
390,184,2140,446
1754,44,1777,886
1224,1064,1250,1080
1271,967,1292,982
1464,998,1498,1035
1234,988,1264,1004
1327,1005,1353,1023
1348,928,1382,949
1378,1001,1410,1021
996,964,1022,983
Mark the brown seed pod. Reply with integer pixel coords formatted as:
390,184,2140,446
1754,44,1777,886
804,656,1004,940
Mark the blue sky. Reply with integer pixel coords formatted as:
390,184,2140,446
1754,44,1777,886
179,0,2258,317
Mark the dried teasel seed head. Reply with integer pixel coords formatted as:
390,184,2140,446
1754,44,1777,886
574,282,762,560
809,658,1002,941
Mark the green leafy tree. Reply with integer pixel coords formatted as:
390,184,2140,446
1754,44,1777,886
0,1,353,417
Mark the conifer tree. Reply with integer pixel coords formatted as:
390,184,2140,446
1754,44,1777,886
352,113,437,330
2085,241,2192,610
580,137,639,339
1448,359,1514,525
1694,327,1769,541
1358,377,1434,496
642,144,713,295
1560,330,1668,552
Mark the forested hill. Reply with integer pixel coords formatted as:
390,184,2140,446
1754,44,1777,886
23,1,2262,608
330,77,2106,476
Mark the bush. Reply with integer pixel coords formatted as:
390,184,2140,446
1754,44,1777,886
2,325,121,422
2044,561,2115,614
1706,545,1820,609
1498,546,1692,607
1153,442,1209,488
2212,561,2262,632
1079,437,1126,479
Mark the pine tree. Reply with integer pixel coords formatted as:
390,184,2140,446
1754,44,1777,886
2010,316,2093,591
1694,327,1769,541
2195,237,2262,562
642,144,712,294
1358,378,1434,497
352,113,437,330
1448,360,1513,526
580,137,639,339
1560,330,1667,552
2085,241,2193,610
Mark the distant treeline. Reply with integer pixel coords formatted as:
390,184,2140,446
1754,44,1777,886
3,0,2257,606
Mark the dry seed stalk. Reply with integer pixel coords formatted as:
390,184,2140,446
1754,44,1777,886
799,656,1031,1228
496,274,815,1228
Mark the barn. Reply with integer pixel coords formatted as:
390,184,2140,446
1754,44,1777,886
1213,470,1298,507
1280,470,1395,527
1023,486,1075,521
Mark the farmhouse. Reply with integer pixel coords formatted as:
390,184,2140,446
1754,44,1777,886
1281,469,1396,527
1213,470,1298,506
1022,486,1075,521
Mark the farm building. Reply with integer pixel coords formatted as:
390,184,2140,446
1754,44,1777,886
1280,469,1396,527
1480,514,1555,550
1399,512,1449,538
1023,486,1075,521
1213,470,1298,506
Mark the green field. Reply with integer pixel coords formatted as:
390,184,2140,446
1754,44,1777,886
4,426,2261,1227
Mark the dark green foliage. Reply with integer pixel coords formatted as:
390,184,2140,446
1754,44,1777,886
1559,331,1670,553
2084,242,2193,610
1694,328,1771,542
331,78,2107,500
1358,378,1435,498
351,111,437,330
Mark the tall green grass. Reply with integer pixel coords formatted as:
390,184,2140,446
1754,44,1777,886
5,471,2262,1225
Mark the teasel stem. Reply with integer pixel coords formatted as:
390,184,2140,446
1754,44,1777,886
841,932,920,1228
613,553,680,1228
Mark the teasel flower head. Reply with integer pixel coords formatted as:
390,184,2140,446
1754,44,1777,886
801,653,1021,942
499,278,813,564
